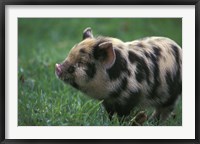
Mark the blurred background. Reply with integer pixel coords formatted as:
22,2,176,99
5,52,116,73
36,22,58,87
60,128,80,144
18,18,182,126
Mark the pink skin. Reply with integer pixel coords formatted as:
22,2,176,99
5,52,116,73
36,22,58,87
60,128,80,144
55,63,62,77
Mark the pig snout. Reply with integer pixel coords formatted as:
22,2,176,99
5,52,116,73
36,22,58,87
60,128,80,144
55,63,62,77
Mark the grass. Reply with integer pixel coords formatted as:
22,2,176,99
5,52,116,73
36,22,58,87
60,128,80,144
18,18,182,126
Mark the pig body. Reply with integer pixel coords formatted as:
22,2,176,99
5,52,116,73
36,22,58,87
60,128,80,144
55,28,182,121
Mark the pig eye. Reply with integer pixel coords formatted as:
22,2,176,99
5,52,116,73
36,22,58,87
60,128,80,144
68,65,75,73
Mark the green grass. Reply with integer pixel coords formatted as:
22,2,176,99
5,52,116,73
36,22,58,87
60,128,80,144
18,18,182,126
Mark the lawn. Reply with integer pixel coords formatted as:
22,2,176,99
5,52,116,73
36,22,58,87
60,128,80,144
18,18,182,126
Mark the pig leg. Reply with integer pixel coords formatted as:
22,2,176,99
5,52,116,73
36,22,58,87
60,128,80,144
150,104,175,125
149,108,162,125
159,105,175,122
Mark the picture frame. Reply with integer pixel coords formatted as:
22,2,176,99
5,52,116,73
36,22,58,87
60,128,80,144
1,0,199,143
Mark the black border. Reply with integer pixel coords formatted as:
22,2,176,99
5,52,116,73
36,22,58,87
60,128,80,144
1,0,199,144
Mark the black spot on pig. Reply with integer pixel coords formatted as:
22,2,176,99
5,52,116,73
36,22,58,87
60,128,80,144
137,43,145,48
128,51,138,63
109,77,128,98
79,48,86,54
93,39,109,61
144,51,150,58
107,50,128,80
171,44,181,79
148,52,160,99
93,45,108,61
135,62,150,84
163,70,181,107
128,51,150,84
121,77,128,90
85,62,96,79
117,90,141,117
153,46,161,58
135,64,145,83
104,89,141,117
127,90,141,107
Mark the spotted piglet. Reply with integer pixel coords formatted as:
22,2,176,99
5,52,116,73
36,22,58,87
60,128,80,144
55,27,182,123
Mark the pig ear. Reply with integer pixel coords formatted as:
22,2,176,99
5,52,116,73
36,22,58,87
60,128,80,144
83,27,93,40
97,42,116,69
